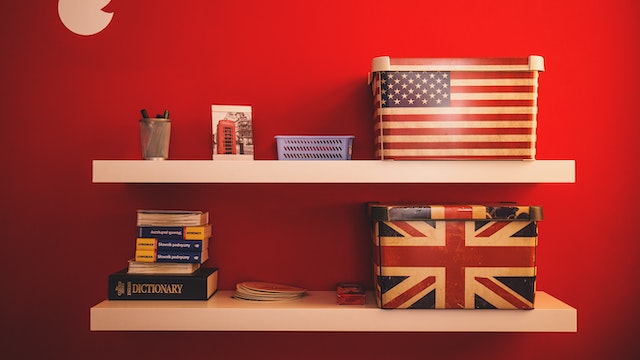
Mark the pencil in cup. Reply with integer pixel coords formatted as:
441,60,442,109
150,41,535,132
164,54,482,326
139,118,171,160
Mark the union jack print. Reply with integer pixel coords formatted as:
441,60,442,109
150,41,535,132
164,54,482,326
371,204,540,309
370,56,544,160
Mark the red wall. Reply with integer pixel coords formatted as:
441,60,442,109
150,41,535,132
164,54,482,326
1,0,639,359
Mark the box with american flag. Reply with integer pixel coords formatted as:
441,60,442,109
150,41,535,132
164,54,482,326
369,55,544,160
369,203,542,309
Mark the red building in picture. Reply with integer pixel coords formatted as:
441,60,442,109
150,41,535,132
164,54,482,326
216,119,237,154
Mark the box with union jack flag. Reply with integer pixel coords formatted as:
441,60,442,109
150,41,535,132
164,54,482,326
369,55,544,160
369,203,542,309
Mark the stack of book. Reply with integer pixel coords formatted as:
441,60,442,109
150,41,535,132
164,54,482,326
132,209,211,270
108,210,218,300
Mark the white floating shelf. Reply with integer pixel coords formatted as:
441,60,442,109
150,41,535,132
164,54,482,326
92,160,575,183
90,290,576,332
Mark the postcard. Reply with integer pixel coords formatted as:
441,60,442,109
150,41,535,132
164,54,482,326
211,105,253,160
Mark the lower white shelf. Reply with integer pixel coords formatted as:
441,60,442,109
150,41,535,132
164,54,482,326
90,290,576,332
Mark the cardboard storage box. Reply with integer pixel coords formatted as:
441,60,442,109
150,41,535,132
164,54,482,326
369,55,544,160
369,204,542,309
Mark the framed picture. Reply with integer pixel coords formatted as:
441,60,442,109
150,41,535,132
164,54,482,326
211,105,254,160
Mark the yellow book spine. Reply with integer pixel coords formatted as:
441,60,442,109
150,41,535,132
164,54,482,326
135,249,156,262
136,238,158,250
183,226,210,240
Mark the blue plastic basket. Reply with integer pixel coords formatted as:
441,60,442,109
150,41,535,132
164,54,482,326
275,135,354,160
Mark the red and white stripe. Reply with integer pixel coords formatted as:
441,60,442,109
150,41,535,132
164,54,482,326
371,56,543,160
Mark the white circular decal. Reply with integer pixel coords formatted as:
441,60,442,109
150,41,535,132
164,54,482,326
58,0,114,36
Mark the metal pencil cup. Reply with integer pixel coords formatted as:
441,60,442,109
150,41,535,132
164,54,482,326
139,118,171,160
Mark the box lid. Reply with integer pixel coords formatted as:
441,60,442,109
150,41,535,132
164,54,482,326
369,203,542,221
371,55,544,73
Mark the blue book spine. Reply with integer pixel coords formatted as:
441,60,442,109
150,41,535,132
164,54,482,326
155,251,204,263
135,250,207,263
137,225,210,240
136,238,206,251
137,226,186,240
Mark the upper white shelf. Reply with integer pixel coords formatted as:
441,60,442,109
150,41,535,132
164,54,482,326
92,160,575,184
90,290,577,332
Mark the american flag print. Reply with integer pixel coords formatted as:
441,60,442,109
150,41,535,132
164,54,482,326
370,56,544,160
371,204,540,309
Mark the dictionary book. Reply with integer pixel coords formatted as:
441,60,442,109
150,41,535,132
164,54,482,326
108,267,218,300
